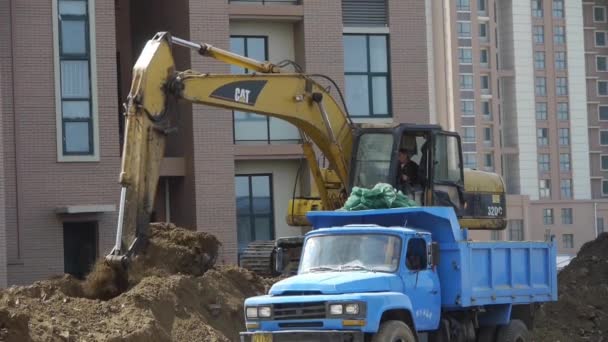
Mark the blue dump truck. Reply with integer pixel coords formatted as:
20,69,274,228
239,207,558,342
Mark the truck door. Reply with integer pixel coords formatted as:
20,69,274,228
402,236,441,331
429,132,464,214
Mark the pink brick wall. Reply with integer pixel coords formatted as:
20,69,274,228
0,0,9,287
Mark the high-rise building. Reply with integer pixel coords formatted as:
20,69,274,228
0,0,606,286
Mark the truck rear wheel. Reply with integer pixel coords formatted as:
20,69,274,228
495,319,529,342
372,320,416,342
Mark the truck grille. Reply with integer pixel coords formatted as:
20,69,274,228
273,301,326,320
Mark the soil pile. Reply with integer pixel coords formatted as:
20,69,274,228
533,232,608,342
0,223,282,342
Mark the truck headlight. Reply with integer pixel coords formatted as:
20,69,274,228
329,304,343,315
246,307,258,319
258,306,272,318
345,304,359,315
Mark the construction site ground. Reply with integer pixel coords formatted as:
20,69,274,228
0,223,607,341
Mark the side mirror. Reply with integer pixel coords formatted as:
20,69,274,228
431,242,440,267
274,247,284,274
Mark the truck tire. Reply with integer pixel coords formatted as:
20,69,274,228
495,319,529,342
372,320,416,342
476,326,496,342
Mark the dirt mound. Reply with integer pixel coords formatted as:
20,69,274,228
0,223,283,342
533,232,608,342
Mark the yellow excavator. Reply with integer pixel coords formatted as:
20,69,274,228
105,32,507,276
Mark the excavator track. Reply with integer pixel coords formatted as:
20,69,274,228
239,241,276,277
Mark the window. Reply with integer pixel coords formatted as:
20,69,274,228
559,128,569,146
561,180,572,199
596,31,607,47
352,133,394,188
601,130,608,145
406,238,428,271
532,0,542,17
534,51,545,70
460,74,474,90
464,153,477,168
480,75,490,93
479,23,488,41
537,128,549,146
554,26,565,45
484,153,493,170
235,175,274,254
539,179,551,198
459,48,473,64
480,49,489,66
599,80,608,96
56,0,95,157
457,0,470,11
344,34,391,117
560,153,571,172
538,154,550,172
491,231,501,241
598,218,605,235
555,52,567,70
553,0,564,18
508,220,524,241
602,155,608,170
597,56,608,72
478,0,486,13
595,6,607,22
461,100,475,116
458,22,472,38
557,103,569,121
562,234,574,249
231,36,300,144
482,101,491,118
599,106,608,121
534,26,545,44
63,222,98,279
556,77,568,96
536,102,548,120
604,180,608,196
483,127,493,146
543,208,554,225
536,77,547,96
463,127,476,143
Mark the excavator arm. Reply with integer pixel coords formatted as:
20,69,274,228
106,32,353,268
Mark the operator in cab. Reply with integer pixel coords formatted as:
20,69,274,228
397,149,419,195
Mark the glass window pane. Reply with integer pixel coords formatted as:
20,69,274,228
235,176,250,199
254,216,273,241
601,106,608,120
237,215,252,251
62,101,90,119
61,60,90,98
345,75,370,116
269,117,300,142
434,135,463,183
369,36,387,72
247,38,266,61
234,111,268,142
230,37,245,74
251,176,270,197
352,133,394,188
59,0,87,15
344,35,368,72
64,121,90,153
372,76,388,115
61,20,86,55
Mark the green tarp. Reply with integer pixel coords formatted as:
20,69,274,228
338,183,418,211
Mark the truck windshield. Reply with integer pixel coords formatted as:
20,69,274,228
300,234,402,273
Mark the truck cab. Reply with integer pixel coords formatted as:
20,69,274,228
240,207,558,342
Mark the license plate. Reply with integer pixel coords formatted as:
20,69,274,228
252,334,273,342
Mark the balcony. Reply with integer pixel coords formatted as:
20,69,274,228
228,0,303,19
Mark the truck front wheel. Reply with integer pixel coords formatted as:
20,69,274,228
495,319,530,342
372,320,416,342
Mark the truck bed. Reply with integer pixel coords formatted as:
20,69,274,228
439,240,557,309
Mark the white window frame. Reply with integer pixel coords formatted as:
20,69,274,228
598,80,608,97
594,6,607,23
479,23,489,41
480,48,489,66
603,179,608,196
459,47,473,65
462,126,476,143
457,21,472,39
597,55,608,72
461,100,475,117
601,154,608,171
52,0,100,162
463,152,477,169
595,31,608,48
599,105,608,121
460,73,474,90
600,130,608,146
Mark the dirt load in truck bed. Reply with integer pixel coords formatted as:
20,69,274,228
0,223,282,342
533,232,608,342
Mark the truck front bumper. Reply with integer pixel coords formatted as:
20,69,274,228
240,330,364,342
